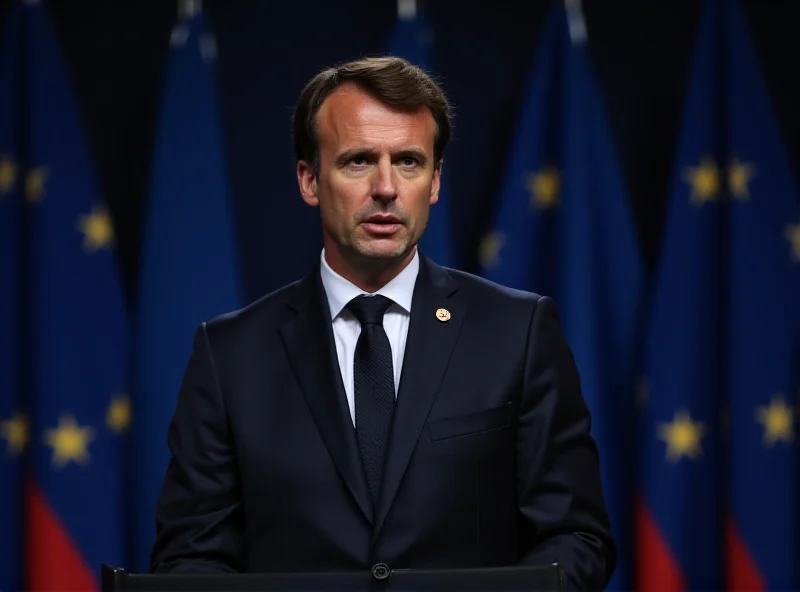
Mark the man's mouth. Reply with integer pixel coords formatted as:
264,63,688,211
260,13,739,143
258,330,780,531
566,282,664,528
362,215,403,235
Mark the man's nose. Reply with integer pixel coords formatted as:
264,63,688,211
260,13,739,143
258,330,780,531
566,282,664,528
372,157,397,202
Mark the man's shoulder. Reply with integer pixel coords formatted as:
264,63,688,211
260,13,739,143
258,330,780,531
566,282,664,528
201,275,306,343
429,263,557,339
436,264,546,308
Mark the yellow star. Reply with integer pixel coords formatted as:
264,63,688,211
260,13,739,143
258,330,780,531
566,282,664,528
727,157,756,201
657,409,706,462
1,411,28,456
43,414,95,468
106,394,131,433
755,394,794,447
25,167,48,203
478,231,505,270
683,157,720,205
786,223,800,262
0,155,17,195
76,204,115,253
525,166,560,209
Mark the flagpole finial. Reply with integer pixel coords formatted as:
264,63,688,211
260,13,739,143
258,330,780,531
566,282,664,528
398,0,417,20
178,0,202,20
565,0,588,45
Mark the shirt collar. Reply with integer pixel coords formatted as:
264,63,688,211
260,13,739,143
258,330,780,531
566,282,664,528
319,248,419,320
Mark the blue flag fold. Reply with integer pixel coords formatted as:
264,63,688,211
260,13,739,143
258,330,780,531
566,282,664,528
133,10,244,571
638,0,799,589
726,0,799,588
0,3,24,589
25,0,129,586
637,1,725,587
477,6,644,590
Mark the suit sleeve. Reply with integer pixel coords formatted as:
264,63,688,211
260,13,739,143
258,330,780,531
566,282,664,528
516,296,617,590
149,323,244,573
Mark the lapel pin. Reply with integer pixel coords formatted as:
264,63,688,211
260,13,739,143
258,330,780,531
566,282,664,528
435,308,451,322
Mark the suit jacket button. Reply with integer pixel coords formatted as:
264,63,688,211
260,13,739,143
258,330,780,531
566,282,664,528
371,563,390,581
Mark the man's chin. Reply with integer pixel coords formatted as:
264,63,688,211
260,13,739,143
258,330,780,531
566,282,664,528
354,240,412,262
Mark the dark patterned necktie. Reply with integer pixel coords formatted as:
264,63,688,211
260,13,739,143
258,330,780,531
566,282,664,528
346,294,395,508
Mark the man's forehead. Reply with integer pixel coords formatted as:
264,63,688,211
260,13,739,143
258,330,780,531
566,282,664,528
316,84,436,142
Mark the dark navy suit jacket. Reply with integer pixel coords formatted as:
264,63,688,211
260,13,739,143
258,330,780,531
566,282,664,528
150,254,616,590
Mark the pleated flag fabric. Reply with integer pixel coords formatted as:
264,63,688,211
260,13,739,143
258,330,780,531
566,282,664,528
724,0,799,588
478,4,644,589
22,0,129,588
0,3,24,589
637,0,799,589
133,8,244,571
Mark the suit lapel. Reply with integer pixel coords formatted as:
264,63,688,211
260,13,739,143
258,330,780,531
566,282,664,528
374,256,466,536
279,267,374,524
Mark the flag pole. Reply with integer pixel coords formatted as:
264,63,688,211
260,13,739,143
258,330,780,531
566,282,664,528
398,0,417,20
564,0,588,44
178,0,202,20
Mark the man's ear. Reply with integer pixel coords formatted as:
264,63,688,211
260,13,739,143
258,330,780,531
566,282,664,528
297,160,319,207
429,159,442,205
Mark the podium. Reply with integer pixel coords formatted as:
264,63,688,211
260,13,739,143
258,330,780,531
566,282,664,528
101,563,565,591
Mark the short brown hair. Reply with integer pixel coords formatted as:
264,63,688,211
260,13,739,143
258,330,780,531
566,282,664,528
292,56,453,174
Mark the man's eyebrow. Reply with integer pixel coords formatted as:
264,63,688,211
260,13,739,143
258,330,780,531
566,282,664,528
334,147,374,167
333,147,429,167
395,148,428,163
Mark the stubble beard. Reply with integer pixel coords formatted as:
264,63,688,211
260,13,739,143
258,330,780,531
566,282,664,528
350,226,411,263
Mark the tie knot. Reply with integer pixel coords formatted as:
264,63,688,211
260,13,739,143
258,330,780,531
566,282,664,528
346,294,393,325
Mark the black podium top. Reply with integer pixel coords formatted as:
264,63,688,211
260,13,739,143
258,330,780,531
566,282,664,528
101,563,565,591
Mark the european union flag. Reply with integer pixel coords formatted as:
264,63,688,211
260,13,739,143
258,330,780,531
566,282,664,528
638,1,800,589
0,3,23,590
133,8,244,571
725,0,799,588
636,0,726,589
477,4,644,590
387,2,455,268
22,0,129,588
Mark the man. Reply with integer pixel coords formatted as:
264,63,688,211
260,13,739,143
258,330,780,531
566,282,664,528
150,56,616,590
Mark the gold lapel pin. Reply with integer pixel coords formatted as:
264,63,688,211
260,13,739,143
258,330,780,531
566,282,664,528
435,308,451,322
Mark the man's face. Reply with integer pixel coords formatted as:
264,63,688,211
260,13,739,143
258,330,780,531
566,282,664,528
297,83,440,266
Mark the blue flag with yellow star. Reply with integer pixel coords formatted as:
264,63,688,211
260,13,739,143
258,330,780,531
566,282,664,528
477,5,644,590
637,1,800,589
0,2,24,590
725,0,799,588
133,8,244,571
387,3,455,268
636,0,725,589
23,1,129,588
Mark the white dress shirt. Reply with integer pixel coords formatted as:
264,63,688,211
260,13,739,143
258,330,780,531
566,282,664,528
319,248,419,427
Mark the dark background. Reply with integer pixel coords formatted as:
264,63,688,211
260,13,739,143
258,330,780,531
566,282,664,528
2,0,798,304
